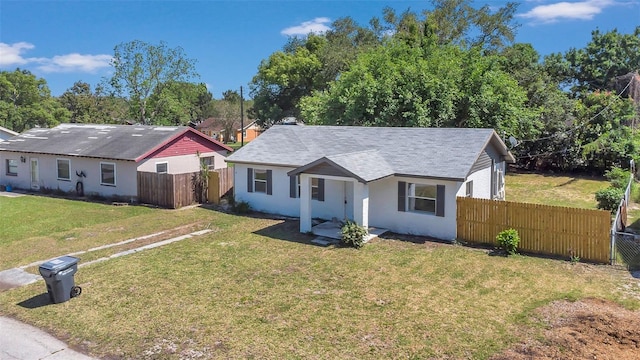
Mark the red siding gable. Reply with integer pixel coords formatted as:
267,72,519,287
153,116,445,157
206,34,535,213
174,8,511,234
145,131,226,160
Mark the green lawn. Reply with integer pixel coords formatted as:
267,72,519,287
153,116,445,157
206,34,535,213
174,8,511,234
0,192,638,359
506,172,609,208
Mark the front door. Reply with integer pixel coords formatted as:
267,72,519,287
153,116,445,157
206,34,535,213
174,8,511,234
30,158,39,190
344,181,354,220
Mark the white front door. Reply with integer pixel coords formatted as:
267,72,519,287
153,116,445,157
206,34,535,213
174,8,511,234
344,181,354,220
30,158,39,190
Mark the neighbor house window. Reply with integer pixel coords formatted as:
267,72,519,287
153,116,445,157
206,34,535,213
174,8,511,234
100,162,116,186
311,178,320,200
156,162,168,174
408,183,437,213
6,159,17,176
247,168,272,195
57,159,70,181
200,156,215,169
398,181,445,217
466,181,473,197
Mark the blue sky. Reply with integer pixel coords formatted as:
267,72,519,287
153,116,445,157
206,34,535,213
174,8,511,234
1,0,638,98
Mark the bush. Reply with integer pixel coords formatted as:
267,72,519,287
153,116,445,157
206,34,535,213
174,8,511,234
604,166,631,189
595,187,624,213
341,220,368,249
496,228,520,255
233,200,251,214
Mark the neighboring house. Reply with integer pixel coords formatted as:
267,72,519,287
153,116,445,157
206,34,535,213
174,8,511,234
226,125,514,241
195,117,235,142
235,120,262,143
0,123,232,200
0,126,19,142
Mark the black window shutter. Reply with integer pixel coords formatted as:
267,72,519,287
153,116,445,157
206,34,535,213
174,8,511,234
247,168,253,193
318,178,325,202
289,175,297,198
266,170,273,195
397,181,406,212
436,184,445,217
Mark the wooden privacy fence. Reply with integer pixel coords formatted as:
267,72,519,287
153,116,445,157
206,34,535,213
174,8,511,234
457,197,611,263
208,167,234,204
137,171,200,209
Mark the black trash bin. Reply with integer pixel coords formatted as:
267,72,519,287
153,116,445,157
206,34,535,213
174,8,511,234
39,256,82,304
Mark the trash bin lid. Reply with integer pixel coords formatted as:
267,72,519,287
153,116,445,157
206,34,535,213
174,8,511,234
39,256,80,271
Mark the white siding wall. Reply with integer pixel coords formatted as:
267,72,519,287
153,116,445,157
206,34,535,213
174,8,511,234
368,176,462,240
458,166,492,199
233,164,346,220
233,162,463,241
0,153,138,198
137,151,227,174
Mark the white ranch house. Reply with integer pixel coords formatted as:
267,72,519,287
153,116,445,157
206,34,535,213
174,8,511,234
226,125,515,241
0,123,231,200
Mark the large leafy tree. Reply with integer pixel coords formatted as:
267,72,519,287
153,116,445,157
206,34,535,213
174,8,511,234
383,0,519,51
300,40,534,139
105,40,199,124
575,92,638,172
0,69,69,132
59,81,129,124
250,17,382,127
545,27,640,96
148,82,212,126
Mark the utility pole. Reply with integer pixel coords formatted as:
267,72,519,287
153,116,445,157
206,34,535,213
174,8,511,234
240,86,244,147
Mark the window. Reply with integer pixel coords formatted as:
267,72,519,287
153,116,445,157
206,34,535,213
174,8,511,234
398,181,444,217
247,168,272,195
200,156,215,169
56,159,70,180
100,162,116,186
289,175,324,201
156,162,168,174
6,159,17,176
254,169,267,193
408,183,437,213
465,181,473,197
311,178,320,200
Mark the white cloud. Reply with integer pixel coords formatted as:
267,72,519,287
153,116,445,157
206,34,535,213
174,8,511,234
518,0,615,23
281,17,331,36
37,53,112,73
0,42,111,73
0,42,36,66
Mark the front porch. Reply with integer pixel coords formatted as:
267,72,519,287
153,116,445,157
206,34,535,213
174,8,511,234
311,220,388,243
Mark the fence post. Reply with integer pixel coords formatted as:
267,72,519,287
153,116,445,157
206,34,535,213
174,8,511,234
208,171,220,204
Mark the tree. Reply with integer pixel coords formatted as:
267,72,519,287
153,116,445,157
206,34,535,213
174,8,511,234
0,69,69,132
300,40,534,139
574,91,637,172
147,82,212,126
59,81,96,123
383,0,519,51
563,27,640,95
105,40,199,124
250,18,382,127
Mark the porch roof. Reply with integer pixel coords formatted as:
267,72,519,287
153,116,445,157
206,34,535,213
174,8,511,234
287,149,394,183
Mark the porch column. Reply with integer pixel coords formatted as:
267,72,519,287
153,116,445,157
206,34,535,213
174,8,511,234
353,181,369,229
299,174,312,233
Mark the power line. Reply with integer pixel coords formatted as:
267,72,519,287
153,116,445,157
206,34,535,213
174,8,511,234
514,77,634,160
518,76,634,145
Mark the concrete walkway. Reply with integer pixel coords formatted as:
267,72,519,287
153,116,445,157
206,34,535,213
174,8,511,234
0,316,97,359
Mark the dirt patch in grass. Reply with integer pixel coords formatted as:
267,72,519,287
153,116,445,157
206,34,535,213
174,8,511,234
492,298,640,359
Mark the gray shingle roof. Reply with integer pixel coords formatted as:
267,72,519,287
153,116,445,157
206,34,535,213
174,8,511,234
226,125,514,181
0,123,229,161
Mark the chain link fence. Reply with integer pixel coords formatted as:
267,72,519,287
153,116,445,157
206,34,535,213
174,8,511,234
611,160,640,269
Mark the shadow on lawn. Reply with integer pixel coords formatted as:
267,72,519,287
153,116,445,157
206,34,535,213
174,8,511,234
252,218,317,246
17,293,53,309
